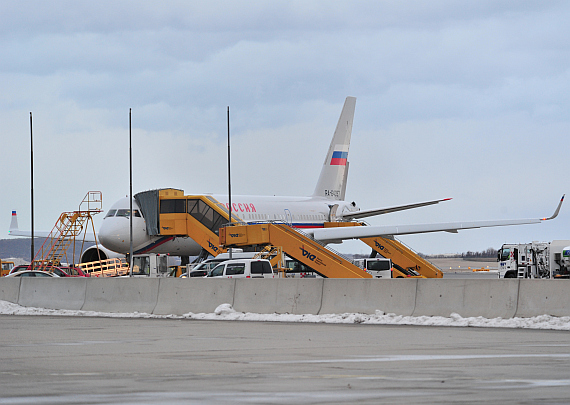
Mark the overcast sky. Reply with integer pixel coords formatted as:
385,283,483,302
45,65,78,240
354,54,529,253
1,1,568,255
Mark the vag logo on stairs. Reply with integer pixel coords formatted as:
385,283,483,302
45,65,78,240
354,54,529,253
299,247,325,266
300,247,316,261
208,240,219,252
374,239,391,255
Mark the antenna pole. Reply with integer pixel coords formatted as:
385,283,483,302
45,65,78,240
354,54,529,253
30,112,34,263
227,106,232,260
129,108,133,276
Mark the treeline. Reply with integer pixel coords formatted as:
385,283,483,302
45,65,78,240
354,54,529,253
423,248,498,259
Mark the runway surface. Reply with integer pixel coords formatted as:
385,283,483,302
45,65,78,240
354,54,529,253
1,315,569,404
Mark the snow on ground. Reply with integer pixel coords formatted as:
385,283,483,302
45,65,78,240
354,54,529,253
1,300,569,330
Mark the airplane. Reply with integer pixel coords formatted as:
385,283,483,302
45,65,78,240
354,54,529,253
93,96,563,262
10,97,564,264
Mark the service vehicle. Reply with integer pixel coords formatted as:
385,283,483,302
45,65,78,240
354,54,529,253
131,253,170,277
353,257,394,278
284,258,320,278
184,258,226,276
184,251,261,276
207,259,275,278
181,269,210,278
1,259,15,277
169,265,184,277
497,240,570,279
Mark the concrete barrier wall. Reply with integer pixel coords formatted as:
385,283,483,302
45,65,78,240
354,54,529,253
515,280,570,318
319,279,417,316
1,277,569,318
233,278,324,315
0,277,20,304
412,279,519,318
154,278,236,315
81,278,159,313
19,278,87,310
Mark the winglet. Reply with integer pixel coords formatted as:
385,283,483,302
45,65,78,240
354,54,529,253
9,211,18,233
542,195,564,221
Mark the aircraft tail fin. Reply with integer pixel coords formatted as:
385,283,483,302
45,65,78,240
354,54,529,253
312,96,356,200
9,211,18,233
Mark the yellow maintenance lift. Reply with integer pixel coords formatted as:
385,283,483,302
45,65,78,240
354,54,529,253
32,191,103,272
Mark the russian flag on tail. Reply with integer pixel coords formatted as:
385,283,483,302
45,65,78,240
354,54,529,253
330,151,348,166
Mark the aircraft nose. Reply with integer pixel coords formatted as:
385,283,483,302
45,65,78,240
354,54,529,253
99,218,147,253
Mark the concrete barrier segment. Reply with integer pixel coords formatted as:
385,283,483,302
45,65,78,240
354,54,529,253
0,277,21,304
81,278,159,314
412,279,519,318
515,280,570,318
18,278,87,310
319,279,418,316
153,278,236,315
232,278,324,315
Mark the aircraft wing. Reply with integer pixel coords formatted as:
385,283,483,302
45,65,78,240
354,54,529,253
310,195,565,243
339,198,452,220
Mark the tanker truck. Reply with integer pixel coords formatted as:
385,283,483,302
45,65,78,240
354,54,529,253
497,240,570,279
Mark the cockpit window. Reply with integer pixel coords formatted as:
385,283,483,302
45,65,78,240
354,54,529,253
499,248,511,262
105,209,117,218
114,209,141,218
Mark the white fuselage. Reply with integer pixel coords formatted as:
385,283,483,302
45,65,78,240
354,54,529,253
98,195,360,257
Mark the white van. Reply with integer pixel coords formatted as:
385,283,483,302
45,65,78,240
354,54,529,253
183,251,262,277
207,259,275,279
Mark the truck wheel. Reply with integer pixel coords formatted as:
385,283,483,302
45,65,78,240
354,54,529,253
505,271,516,278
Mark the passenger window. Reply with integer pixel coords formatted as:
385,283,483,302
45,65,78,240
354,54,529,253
210,265,225,277
226,264,245,275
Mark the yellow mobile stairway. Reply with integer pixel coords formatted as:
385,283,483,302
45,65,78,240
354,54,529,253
323,222,443,278
153,189,369,277
32,191,103,271
219,223,372,278
361,236,442,278
153,189,245,257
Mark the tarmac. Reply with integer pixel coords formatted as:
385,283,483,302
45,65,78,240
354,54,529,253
1,315,569,404
429,257,497,272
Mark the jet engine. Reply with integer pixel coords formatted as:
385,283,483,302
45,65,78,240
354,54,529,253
80,245,124,264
